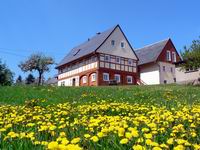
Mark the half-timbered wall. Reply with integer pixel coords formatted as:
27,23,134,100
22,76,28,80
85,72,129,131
58,56,98,80
99,53,137,73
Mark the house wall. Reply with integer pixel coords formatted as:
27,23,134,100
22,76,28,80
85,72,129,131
58,61,97,80
79,72,97,86
98,68,137,86
97,26,137,60
175,67,200,84
139,63,160,85
158,62,176,84
58,76,79,86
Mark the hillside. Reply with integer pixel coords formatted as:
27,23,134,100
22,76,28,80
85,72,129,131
0,85,200,150
0,85,200,105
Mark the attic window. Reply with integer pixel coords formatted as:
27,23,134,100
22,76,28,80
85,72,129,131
73,49,81,56
172,52,176,62
111,40,115,46
166,50,171,61
121,42,125,48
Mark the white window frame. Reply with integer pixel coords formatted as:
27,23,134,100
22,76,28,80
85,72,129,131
166,50,171,61
114,74,121,83
91,73,96,82
172,52,176,62
83,76,87,84
116,57,120,64
103,73,109,81
111,40,115,46
121,42,125,48
104,55,110,62
127,76,133,84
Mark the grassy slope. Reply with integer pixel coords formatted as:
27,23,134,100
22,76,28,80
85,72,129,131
0,85,199,106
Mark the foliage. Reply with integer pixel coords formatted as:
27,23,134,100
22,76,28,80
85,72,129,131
18,53,54,86
16,75,23,84
181,37,200,70
0,59,14,86
26,74,35,85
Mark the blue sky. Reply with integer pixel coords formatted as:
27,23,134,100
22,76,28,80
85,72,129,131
0,0,200,80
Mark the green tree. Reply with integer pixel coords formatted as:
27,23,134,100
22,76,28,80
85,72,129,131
181,37,200,70
0,59,14,86
25,74,35,85
16,75,23,84
19,53,54,86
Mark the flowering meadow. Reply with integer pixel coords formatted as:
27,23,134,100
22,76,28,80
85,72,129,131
0,85,200,150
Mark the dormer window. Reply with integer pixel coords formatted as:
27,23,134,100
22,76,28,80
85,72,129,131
111,40,115,46
73,49,81,56
166,51,171,61
121,42,125,48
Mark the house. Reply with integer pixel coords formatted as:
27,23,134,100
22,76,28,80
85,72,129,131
135,39,182,85
175,61,200,85
56,25,139,86
46,75,58,86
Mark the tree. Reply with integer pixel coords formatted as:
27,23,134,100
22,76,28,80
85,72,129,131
19,53,54,86
25,74,35,85
16,75,23,84
0,59,14,86
181,37,200,71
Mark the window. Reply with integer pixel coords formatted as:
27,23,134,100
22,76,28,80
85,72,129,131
120,58,124,64
164,80,167,84
128,59,133,65
73,49,81,56
61,81,65,86
91,73,96,82
103,73,109,81
127,76,133,84
83,76,87,84
166,51,171,61
116,57,120,63
91,56,97,62
105,55,110,62
172,52,176,62
174,78,176,83
59,69,63,74
163,66,166,72
111,40,115,46
121,42,125,48
114,74,121,83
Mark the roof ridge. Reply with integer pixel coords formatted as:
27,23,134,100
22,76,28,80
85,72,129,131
135,38,170,51
56,25,118,68
71,24,118,51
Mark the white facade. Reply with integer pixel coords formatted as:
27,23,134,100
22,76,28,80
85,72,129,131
175,67,200,84
58,62,97,86
140,63,160,85
58,76,79,86
97,26,137,60
140,62,176,85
